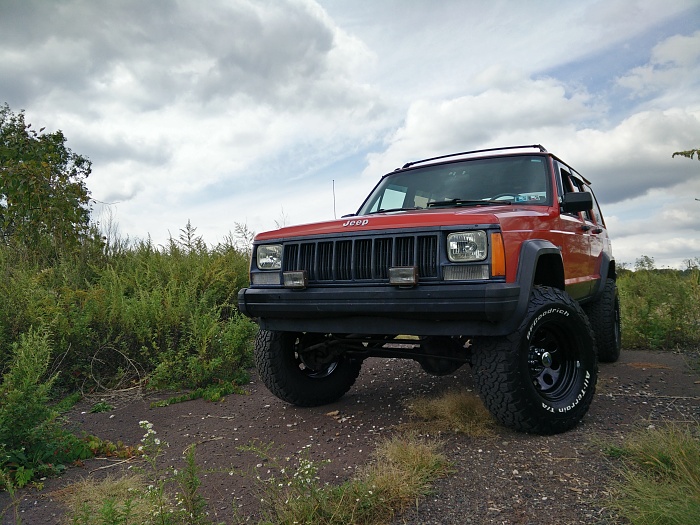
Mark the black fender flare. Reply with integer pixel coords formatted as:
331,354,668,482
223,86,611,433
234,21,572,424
503,239,563,334
586,252,616,304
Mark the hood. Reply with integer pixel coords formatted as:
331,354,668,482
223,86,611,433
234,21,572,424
254,205,551,241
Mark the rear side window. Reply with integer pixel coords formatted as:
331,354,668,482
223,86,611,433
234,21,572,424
583,183,605,226
558,163,598,222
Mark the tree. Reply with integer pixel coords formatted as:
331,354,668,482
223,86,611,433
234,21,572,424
634,255,656,271
672,148,700,161
0,103,92,256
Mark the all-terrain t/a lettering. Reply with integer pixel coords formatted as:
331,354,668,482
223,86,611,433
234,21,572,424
238,144,620,435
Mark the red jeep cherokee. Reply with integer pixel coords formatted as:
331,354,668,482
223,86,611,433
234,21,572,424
238,145,620,434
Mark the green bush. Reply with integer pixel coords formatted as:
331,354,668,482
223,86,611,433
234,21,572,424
618,267,700,349
0,225,257,486
0,231,256,393
0,328,93,486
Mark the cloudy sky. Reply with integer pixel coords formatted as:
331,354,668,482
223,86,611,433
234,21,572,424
1,0,699,268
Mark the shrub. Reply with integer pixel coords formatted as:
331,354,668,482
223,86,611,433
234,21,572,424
618,267,700,349
0,231,256,393
0,329,92,486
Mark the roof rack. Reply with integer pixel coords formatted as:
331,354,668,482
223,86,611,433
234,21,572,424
400,144,548,169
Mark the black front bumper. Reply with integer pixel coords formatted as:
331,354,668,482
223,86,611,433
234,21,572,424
237,283,524,336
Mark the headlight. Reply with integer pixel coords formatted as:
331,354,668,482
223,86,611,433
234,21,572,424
256,244,283,270
447,231,487,262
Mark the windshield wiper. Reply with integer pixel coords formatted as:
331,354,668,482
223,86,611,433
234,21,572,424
367,206,422,215
427,199,512,208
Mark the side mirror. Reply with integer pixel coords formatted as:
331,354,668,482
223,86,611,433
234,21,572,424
561,192,593,213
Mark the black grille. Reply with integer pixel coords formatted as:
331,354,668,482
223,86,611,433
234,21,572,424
282,234,439,283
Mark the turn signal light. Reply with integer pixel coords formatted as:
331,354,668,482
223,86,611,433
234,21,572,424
490,232,506,277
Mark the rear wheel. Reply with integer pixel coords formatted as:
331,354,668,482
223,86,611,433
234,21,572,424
583,278,621,363
472,286,598,435
254,330,362,406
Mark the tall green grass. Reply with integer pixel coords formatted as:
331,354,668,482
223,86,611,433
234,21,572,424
608,425,700,525
0,233,256,393
618,266,700,349
0,226,256,485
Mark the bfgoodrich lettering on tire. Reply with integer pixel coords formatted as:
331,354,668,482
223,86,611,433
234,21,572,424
254,330,362,407
472,286,598,435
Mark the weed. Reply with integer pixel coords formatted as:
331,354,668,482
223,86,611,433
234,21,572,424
90,401,114,413
238,434,450,525
0,226,255,395
171,445,210,525
60,420,216,525
406,390,496,436
58,428,449,525
0,328,94,486
618,266,700,349
606,423,700,524
150,380,246,408
54,392,83,413
0,469,23,525
59,475,149,525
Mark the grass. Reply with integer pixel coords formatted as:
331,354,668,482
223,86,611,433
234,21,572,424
606,423,700,525
52,389,488,524
235,390,492,523
55,431,450,525
54,475,153,524
405,390,496,437
248,433,451,525
56,421,215,525
618,266,700,349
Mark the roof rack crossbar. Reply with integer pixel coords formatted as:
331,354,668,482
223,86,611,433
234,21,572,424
400,144,547,169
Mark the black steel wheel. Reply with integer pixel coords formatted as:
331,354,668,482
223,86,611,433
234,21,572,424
254,330,362,406
472,286,598,435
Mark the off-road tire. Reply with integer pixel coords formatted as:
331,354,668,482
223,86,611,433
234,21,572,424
254,330,362,406
583,278,621,363
472,286,598,435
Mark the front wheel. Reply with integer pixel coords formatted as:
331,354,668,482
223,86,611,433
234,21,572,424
472,286,598,435
254,330,362,406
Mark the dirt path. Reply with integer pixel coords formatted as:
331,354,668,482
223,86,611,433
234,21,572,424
2,349,699,524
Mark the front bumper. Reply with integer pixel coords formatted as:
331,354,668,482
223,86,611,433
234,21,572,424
237,283,523,336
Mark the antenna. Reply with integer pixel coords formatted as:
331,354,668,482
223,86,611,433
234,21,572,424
333,180,337,219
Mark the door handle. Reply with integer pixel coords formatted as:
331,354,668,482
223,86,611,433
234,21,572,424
580,225,591,232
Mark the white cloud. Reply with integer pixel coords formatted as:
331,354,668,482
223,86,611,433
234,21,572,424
3,0,393,225
612,233,700,268
559,109,700,203
2,0,699,267
651,30,700,66
357,54,700,268
616,30,700,103
362,73,595,177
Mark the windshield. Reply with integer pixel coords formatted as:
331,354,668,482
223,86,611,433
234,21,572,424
357,155,550,215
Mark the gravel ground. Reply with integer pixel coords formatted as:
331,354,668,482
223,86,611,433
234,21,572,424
1,348,698,525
